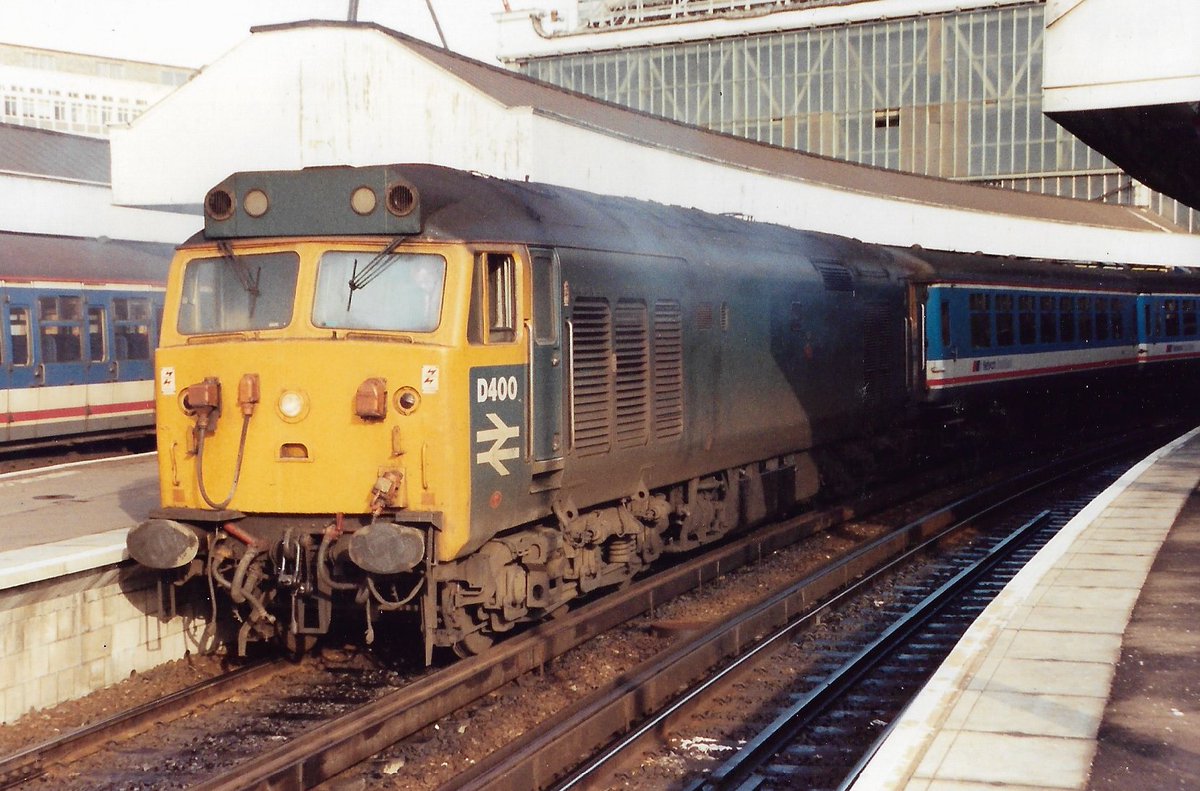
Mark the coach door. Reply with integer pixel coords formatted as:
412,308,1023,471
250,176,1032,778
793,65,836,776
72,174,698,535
528,247,564,489
83,300,113,434
0,296,11,442
5,303,34,441
35,293,89,437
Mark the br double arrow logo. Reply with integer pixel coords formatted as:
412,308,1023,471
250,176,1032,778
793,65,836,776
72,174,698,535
475,413,520,476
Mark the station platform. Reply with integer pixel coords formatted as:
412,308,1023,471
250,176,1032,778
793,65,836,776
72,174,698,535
0,453,156,591
853,427,1200,790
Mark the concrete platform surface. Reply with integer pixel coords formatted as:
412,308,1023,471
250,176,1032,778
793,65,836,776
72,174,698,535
0,453,157,590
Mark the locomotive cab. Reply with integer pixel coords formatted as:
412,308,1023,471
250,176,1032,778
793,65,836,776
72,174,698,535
129,167,550,656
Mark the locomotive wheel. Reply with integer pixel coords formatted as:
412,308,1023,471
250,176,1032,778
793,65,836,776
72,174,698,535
452,630,494,658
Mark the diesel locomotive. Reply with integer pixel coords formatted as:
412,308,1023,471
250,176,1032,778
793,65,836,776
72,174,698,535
127,164,1200,659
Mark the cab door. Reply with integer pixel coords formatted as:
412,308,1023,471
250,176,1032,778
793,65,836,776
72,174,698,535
528,247,564,487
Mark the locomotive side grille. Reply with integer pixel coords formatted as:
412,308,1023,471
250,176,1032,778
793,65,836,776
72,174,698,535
614,300,650,448
572,297,613,456
862,301,894,411
814,261,854,292
653,299,684,440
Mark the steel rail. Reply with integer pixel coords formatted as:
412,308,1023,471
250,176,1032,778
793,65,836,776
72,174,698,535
0,659,284,790
187,459,972,791
187,504,853,791
438,435,1155,791
693,511,1053,790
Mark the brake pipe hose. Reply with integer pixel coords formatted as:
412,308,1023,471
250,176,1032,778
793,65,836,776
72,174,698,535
196,411,252,510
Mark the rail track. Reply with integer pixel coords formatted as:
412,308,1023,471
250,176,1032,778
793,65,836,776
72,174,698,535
0,659,286,790
432,434,1163,791
0,426,1176,790
681,462,1126,791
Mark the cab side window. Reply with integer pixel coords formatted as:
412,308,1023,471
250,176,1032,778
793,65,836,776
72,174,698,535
469,253,517,344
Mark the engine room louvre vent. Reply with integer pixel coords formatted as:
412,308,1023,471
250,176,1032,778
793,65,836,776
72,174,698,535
814,261,854,292
653,300,684,440
571,297,613,456
614,300,650,448
697,302,714,329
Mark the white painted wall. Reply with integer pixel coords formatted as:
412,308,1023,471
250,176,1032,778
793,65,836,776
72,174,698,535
1043,0,1200,112
111,26,529,209
1,173,199,243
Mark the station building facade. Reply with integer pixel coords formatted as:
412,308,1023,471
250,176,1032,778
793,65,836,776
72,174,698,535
0,43,195,139
502,0,1198,233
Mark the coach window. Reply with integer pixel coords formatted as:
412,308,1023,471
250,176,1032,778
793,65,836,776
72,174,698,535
1111,299,1125,340
1095,298,1110,342
1059,297,1076,343
38,296,83,362
1039,296,1056,345
995,294,1014,347
1018,296,1036,345
87,306,106,362
969,293,991,348
1078,297,1094,344
8,308,29,366
468,253,516,344
1184,301,1197,338
1164,300,1180,337
114,298,151,360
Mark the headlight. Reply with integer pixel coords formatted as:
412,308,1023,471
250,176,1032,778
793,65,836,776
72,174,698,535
277,390,308,421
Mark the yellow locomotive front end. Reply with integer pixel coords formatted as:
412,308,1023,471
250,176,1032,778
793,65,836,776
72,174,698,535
128,167,529,657
154,239,462,521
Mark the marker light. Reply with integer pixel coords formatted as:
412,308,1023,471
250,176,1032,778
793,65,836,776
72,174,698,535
243,188,270,218
278,390,308,421
350,186,378,215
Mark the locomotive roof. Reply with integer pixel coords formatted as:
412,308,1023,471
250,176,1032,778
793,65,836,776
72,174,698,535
0,231,171,285
198,163,886,268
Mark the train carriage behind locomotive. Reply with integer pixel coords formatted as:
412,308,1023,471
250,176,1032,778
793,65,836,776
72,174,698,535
127,164,1200,658
1,234,166,446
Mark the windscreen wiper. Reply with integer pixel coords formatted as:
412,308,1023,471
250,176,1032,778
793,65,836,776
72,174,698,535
346,237,405,310
217,239,261,318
